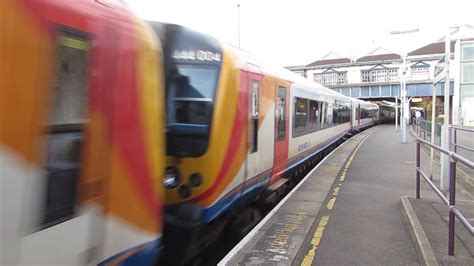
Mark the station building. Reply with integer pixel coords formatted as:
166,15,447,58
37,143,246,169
286,28,474,126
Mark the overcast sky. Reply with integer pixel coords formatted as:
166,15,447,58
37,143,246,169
127,0,473,67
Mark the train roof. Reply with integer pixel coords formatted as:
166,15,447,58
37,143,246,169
153,22,376,107
225,44,355,102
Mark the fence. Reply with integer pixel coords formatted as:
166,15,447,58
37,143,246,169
413,124,474,256
412,118,442,145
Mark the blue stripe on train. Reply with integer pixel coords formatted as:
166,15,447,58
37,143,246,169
98,238,161,266
202,172,272,222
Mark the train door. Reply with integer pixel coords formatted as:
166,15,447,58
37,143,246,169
12,28,101,265
271,83,290,184
243,64,263,186
357,104,361,127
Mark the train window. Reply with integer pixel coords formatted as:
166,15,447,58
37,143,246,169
294,98,307,132
43,29,90,227
308,100,320,131
326,103,334,127
276,86,286,140
251,80,259,117
320,102,327,129
169,65,218,127
250,80,259,153
334,104,340,125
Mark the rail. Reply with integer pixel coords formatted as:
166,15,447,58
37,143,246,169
415,135,474,256
448,125,474,153
411,118,443,145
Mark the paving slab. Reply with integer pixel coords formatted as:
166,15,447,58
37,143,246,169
409,197,474,265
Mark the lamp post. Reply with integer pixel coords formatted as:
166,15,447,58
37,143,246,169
390,28,419,143
237,3,241,48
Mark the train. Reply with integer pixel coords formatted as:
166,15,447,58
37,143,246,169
1,0,165,265
154,23,380,264
1,2,390,264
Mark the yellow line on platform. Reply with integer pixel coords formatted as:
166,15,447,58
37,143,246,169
326,197,336,210
301,216,329,266
300,128,379,266
339,174,346,182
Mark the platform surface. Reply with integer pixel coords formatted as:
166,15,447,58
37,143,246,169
219,125,474,265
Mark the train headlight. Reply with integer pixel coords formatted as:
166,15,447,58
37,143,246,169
164,167,179,188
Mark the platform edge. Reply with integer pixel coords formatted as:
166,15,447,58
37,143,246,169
400,196,439,266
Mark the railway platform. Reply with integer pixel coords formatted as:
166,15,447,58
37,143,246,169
219,125,474,265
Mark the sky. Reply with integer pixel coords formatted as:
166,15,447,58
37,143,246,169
127,0,473,67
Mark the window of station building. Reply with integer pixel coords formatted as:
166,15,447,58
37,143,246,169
351,87,360,98
459,33,474,87
341,88,350,96
411,62,430,80
370,86,380,97
360,86,369,97
461,84,474,98
361,68,398,83
387,68,399,82
314,71,347,86
370,69,385,83
412,66,429,74
462,43,474,61
44,28,91,227
461,62,474,84
361,71,370,83
381,85,391,97
392,84,400,96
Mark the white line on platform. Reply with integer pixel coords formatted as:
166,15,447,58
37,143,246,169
218,132,366,265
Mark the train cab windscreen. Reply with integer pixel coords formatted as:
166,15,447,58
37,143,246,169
156,23,223,157
168,65,218,126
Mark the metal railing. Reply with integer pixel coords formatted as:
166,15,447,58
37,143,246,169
448,125,474,154
412,118,442,145
415,135,474,255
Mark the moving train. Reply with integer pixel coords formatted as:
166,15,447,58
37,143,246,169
1,2,384,263
1,0,165,265
154,23,379,264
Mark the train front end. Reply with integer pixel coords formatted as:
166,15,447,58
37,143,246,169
154,24,247,263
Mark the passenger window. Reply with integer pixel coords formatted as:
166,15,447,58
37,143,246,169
294,97,307,132
327,103,334,126
250,80,259,153
276,86,286,140
43,29,90,227
309,100,319,130
320,102,327,128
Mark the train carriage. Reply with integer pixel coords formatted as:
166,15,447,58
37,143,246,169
1,0,165,264
351,98,380,130
155,23,378,264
